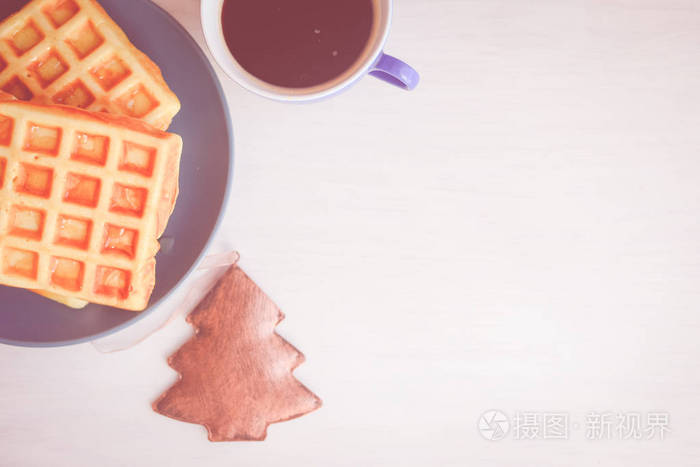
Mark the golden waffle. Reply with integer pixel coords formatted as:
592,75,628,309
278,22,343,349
0,0,180,130
0,93,182,311
34,288,88,307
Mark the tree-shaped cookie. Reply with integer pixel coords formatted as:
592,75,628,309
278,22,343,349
153,265,321,441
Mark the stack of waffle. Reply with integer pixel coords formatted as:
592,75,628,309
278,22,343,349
0,0,182,311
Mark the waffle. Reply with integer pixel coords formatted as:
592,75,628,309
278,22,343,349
0,92,182,311
33,289,88,308
0,0,180,131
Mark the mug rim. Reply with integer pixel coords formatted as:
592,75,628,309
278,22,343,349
200,0,392,102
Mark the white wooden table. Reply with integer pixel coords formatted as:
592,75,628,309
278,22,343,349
2,0,700,465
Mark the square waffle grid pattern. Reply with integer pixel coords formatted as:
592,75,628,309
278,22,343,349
0,0,180,130
0,103,179,310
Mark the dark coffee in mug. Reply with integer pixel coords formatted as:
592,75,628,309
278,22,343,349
221,0,375,88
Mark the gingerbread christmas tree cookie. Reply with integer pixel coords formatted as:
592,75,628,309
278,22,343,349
153,265,321,441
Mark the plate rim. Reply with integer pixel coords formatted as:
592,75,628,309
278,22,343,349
0,0,235,348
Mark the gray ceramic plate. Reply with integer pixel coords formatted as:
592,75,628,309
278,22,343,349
0,0,233,347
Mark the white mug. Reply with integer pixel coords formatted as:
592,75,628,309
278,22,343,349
200,0,419,102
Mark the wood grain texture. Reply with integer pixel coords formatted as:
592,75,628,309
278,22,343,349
2,0,700,465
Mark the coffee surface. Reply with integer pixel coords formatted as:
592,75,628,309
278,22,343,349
222,0,374,88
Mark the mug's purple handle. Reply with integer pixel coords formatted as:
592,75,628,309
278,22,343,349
369,52,420,91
